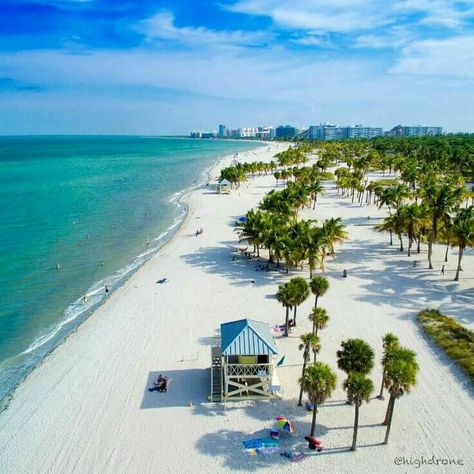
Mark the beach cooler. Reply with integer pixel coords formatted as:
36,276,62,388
304,436,322,451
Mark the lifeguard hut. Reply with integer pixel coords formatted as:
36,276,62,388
210,319,280,401
216,178,231,194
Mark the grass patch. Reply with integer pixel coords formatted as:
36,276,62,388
374,178,400,187
417,309,474,381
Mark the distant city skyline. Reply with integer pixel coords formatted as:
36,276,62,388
0,1,473,134
190,123,444,140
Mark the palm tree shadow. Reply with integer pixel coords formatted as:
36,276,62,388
195,427,310,471
180,244,288,287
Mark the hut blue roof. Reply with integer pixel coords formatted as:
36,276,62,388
220,319,277,356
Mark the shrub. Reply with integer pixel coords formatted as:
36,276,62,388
417,309,474,381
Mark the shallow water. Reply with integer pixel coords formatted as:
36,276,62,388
0,135,261,406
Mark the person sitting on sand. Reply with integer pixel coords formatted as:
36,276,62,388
149,375,167,392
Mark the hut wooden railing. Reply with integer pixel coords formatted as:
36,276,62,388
225,363,273,377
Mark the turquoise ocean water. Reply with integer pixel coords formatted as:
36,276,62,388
0,136,261,407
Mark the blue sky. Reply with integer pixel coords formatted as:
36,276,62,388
0,0,473,134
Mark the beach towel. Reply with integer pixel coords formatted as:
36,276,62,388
243,438,279,455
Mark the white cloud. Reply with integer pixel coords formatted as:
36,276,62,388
135,11,270,47
227,1,389,33
391,36,474,78
0,45,472,133
225,0,474,40
394,0,474,29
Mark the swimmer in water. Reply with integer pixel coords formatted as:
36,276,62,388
56,263,61,271
145,237,150,247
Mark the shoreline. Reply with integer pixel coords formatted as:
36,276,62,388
0,141,472,473
0,140,268,412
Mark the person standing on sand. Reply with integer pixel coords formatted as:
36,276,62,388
83,293,88,303
441,265,445,275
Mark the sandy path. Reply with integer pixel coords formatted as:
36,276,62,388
0,146,472,474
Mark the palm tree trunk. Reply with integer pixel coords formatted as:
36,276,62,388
389,230,393,246
408,236,412,257
314,295,319,309
298,356,307,406
384,396,396,444
310,404,318,437
444,243,449,262
383,393,395,425
398,233,403,251
417,237,421,253
284,306,290,337
293,306,297,327
351,405,360,451
428,240,433,269
378,370,385,399
454,246,464,281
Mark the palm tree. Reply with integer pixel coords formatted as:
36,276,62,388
343,373,374,451
399,203,425,257
383,347,419,444
320,218,348,268
451,206,474,281
309,306,329,336
306,227,325,278
309,180,324,209
420,178,463,269
310,275,329,309
288,277,310,327
276,282,293,337
391,183,411,210
299,362,337,437
376,209,406,251
378,187,397,245
337,339,375,376
298,333,321,406
377,333,400,399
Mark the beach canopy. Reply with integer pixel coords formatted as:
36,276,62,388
276,416,295,434
238,216,248,223
221,319,277,356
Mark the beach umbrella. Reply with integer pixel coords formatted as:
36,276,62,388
238,216,249,222
276,416,295,434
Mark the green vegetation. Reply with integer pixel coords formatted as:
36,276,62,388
310,136,473,279
343,373,374,451
226,141,428,448
220,161,276,186
298,333,321,406
383,347,418,444
417,309,474,380
378,333,400,399
310,275,329,310
299,362,337,437
337,339,375,376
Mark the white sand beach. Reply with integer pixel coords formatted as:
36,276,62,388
0,143,472,474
